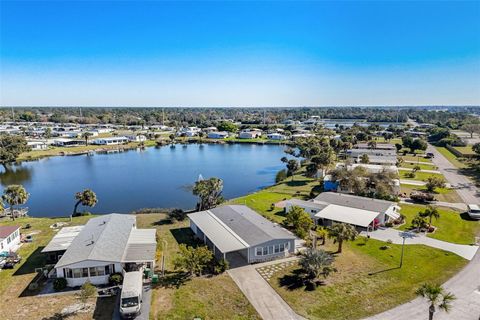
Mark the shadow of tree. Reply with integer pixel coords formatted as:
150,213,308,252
155,271,191,289
41,313,74,320
285,180,309,187
92,296,116,320
152,218,174,226
277,268,320,291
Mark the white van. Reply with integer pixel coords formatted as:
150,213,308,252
467,204,480,220
120,271,143,318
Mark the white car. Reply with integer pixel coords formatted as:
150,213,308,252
467,204,480,220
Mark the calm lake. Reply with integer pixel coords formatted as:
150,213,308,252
0,144,287,217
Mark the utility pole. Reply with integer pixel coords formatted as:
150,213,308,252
11,106,15,121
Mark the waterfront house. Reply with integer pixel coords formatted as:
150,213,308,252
188,205,297,266
27,140,48,150
126,135,147,142
238,129,263,139
93,136,129,145
285,192,400,231
354,143,396,150
53,138,85,147
207,131,229,139
266,133,286,140
0,225,21,253
49,214,156,287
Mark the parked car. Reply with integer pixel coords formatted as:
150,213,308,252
425,152,435,158
467,204,480,220
2,261,15,269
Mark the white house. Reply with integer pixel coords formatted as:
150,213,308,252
266,133,286,140
53,138,85,147
285,192,400,230
238,130,262,139
207,131,229,139
93,136,129,145
50,214,156,287
27,140,48,150
126,135,147,142
0,226,21,253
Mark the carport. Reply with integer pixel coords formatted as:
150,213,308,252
188,210,250,266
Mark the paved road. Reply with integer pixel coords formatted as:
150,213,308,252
228,262,305,320
398,167,441,174
427,144,480,204
399,199,468,211
361,228,478,260
364,144,480,320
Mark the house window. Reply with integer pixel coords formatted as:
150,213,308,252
89,267,97,277
65,268,73,278
73,268,82,278
96,267,105,276
262,247,268,255
82,268,89,277
274,244,280,253
105,265,110,275
280,243,285,252
255,247,262,256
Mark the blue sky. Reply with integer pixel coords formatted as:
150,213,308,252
1,1,479,107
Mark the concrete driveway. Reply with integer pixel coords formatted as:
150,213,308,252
228,262,305,320
112,284,152,320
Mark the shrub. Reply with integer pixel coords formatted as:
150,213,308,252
53,277,67,291
109,273,123,285
385,221,393,228
168,208,186,221
214,259,230,274
275,169,288,183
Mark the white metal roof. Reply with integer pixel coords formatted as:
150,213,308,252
188,210,249,253
41,226,84,253
123,229,157,262
314,204,379,227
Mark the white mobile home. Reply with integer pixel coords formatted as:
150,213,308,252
51,214,156,287
93,136,129,145
0,226,21,253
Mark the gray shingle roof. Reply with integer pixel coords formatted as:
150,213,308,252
208,205,296,247
313,192,395,213
55,214,136,268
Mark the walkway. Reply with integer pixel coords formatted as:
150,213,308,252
361,228,478,260
228,258,305,320
427,144,480,204
400,179,426,186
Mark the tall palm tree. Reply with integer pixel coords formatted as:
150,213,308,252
82,132,93,146
420,206,440,230
192,177,223,211
73,189,97,216
2,184,29,221
416,283,456,320
327,223,358,253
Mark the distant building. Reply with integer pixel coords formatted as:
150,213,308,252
238,129,262,139
126,135,147,142
93,136,129,145
207,131,229,139
27,140,48,150
354,143,396,150
266,133,286,140
53,138,85,147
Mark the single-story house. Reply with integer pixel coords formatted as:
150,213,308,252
126,135,147,142
92,136,129,145
207,131,229,139
285,192,400,230
27,140,48,150
50,214,156,287
267,133,286,140
336,163,399,175
346,148,397,157
53,138,85,147
238,130,262,139
0,225,21,253
188,205,297,266
354,143,396,150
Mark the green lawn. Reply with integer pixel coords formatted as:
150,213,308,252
399,162,437,171
398,204,480,244
452,146,476,155
135,213,260,320
399,184,463,203
229,174,320,223
399,155,432,163
399,171,444,182
267,238,467,320
434,147,467,169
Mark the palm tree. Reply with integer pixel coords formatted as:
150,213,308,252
420,206,440,230
73,189,97,216
299,248,337,285
2,184,29,221
82,132,93,146
315,227,328,246
327,223,358,253
192,177,223,211
416,283,456,320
